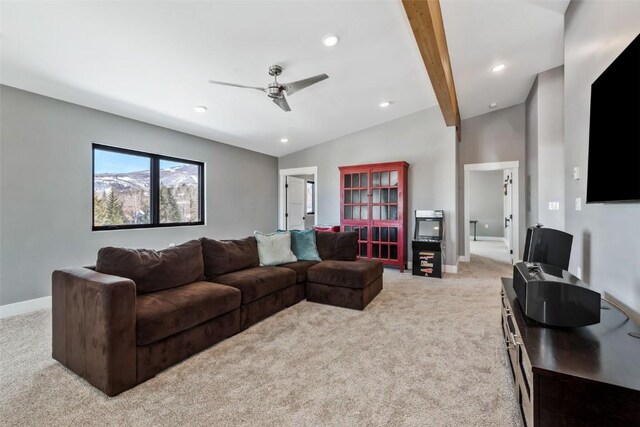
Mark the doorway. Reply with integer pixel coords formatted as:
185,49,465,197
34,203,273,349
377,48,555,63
279,167,318,230
463,161,520,264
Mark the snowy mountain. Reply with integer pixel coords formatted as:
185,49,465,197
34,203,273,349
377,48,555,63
94,164,198,194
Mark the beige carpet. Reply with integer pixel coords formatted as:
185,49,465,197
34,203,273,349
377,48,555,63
0,241,520,426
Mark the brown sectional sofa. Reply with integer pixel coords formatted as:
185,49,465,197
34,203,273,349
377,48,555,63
52,231,383,396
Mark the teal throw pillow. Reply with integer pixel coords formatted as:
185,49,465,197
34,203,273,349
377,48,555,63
277,228,322,262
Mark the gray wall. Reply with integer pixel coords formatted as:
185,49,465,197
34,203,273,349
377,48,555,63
278,107,458,267
526,66,565,230
564,1,640,316
525,78,539,227
458,104,527,255
0,85,278,305
468,171,503,237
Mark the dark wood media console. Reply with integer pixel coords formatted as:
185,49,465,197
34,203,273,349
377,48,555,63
500,278,640,426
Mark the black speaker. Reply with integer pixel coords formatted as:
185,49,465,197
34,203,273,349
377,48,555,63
523,226,573,270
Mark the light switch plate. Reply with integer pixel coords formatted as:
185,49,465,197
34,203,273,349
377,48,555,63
573,167,580,180
548,201,560,211
575,197,582,211
485,224,489,228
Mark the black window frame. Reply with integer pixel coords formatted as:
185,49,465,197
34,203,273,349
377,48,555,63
92,143,205,231
306,180,315,215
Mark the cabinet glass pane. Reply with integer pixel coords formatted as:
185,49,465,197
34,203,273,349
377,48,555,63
381,188,389,203
381,205,388,220
360,173,368,187
381,227,389,242
390,245,398,260
352,173,359,188
373,206,380,220
372,244,379,258
390,170,398,186
361,207,368,220
359,226,368,240
344,174,351,188
381,171,389,186
389,206,398,220
344,206,352,220
372,227,379,241
372,172,380,187
360,190,368,203
344,190,351,204
344,226,352,232
353,206,360,219
390,227,398,242
352,190,360,204
372,189,380,203
381,245,388,259
390,188,398,203
360,243,368,257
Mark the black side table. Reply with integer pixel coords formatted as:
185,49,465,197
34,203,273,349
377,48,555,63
469,220,478,241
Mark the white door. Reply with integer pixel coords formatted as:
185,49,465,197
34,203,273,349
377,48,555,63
503,169,514,263
286,176,305,230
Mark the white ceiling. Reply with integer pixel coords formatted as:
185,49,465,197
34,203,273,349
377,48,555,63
2,1,570,156
440,0,570,119
0,0,437,157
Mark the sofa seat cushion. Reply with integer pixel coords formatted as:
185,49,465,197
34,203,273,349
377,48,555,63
136,281,241,346
213,267,296,304
278,260,319,283
307,260,383,289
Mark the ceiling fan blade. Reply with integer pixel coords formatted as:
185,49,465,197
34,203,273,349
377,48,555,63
272,96,291,112
208,80,266,93
283,74,329,96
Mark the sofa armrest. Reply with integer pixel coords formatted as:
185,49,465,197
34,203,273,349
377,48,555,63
52,268,137,396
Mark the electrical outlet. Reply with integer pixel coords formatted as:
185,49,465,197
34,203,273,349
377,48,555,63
575,197,582,211
168,243,175,247
484,224,489,228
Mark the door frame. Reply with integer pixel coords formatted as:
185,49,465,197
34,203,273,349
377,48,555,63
463,161,520,262
278,167,318,230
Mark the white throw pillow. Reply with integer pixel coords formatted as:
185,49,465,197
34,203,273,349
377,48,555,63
254,231,297,266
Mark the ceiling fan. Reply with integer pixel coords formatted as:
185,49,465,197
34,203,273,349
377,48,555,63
209,65,328,112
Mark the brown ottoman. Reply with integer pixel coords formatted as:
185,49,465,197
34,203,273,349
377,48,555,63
306,259,383,310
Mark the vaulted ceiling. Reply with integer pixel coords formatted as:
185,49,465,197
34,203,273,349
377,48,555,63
1,0,569,156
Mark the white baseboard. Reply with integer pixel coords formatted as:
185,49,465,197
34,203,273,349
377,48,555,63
471,236,504,241
444,264,458,274
0,296,51,319
459,255,470,263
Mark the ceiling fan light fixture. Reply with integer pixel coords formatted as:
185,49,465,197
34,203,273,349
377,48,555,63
280,138,289,143
322,34,339,47
491,63,506,73
194,105,207,113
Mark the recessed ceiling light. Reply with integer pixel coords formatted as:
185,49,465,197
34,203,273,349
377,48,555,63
489,102,498,108
280,138,289,143
491,63,506,72
194,106,207,113
379,101,391,108
322,34,339,47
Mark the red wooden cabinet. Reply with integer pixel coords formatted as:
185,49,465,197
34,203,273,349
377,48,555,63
339,161,409,272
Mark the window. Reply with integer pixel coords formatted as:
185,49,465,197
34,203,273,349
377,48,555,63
306,181,315,214
93,144,204,230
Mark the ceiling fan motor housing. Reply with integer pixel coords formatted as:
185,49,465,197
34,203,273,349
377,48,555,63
267,82,284,98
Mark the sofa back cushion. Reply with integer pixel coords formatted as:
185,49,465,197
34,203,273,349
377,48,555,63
315,231,358,261
96,239,204,295
201,236,260,278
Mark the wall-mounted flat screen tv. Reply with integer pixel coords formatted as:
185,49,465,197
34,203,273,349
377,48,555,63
587,33,640,203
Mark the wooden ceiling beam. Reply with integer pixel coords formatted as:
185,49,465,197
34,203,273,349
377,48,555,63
402,0,461,140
